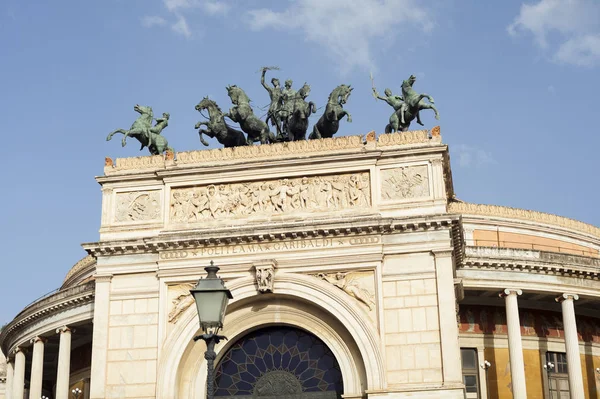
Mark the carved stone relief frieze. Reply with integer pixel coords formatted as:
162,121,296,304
114,190,161,222
167,283,195,324
380,165,429,200
170,172,371,223
313,271,376,311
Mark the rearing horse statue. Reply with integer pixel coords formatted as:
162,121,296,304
309,84,353,140
287,84,316,141
390,75,440,132
225,85,275,145
195,97,246,148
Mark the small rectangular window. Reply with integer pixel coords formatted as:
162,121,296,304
461,348,480,399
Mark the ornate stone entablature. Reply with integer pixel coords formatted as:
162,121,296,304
461,246,600,278
0,282,95,355
450,202,600,240
103,129,442,175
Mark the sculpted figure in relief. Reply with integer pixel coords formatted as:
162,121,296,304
170,172,370,222
381,166,429,200
115,191,161,222
168,283,195,323
255,265,275,293
316,272,375,310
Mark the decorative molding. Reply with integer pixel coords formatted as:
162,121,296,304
30,336,47,344
170,172,370,222
56,326,73,335
114,190,161,222
556,293,579,303
313,271,375,310
62,255,96,286
253,261,277,293
449,202,600,239
377,129,440,146
167,283,195,324
380,165,429,200
465,246,539,260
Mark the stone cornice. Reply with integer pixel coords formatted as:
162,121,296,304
101,129,442,178
461,246,600,278
449,202,600,241
83,215,459,256
0,282,95,355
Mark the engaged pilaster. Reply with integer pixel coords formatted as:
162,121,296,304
56,326,73,399
28,336,47,399
11,347,26,399
556,293,584,399
500,289,527,399
433,249,463,385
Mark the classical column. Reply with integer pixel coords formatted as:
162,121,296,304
11,347,26,399
500,289,527,399
5,357,14,399
56,326,73,399
433,250,463,384
29,337,47,399
556,293,584,399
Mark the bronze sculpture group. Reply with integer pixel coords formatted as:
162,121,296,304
106,68,439,154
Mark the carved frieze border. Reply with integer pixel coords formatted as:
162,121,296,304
450,202,600,240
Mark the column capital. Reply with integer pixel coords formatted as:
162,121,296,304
499,288,523,298
556,293,579,303
95,274,113,283
12,347,26,356
56,326,73,335
30,336,47,345
431,249,453,258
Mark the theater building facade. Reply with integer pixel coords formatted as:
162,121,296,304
1,129,600,399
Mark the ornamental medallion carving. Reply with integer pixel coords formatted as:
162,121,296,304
381,165,429,200
167,283,195,323
170,172,370,222
314,271,375,310
114,191,161,222
254,371,303,396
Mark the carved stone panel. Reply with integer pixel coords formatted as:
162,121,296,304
114,190,161,222
313,271,376,312
170,172,371,223
167,283,195,324
380,165,429,200
254,261,276,293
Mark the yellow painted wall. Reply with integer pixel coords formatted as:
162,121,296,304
472,230,598,257
483,347,600,398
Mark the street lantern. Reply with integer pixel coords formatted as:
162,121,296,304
191,261,232,399
190,261,232,332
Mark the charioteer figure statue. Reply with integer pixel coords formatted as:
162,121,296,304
279,79,296,140
261,67,284,139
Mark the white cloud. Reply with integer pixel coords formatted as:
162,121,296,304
508,0,600,67
141,0,230,36
141,15,167,28
171,14,192,38
452,145,496,168
246,0,434,73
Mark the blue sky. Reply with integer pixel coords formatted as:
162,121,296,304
0,0,599,324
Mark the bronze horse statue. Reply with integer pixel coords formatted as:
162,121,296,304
225,85,275,145
287,84,316,141
309,84,352,140
387,75,439,133
195,97,246,147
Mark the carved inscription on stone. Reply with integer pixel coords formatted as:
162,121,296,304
115,191,161,222
381,166,429,200
170,172,370,222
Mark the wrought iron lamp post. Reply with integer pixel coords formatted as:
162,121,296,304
191,261,233,399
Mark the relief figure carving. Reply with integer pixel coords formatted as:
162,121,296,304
168,283,195,323
115,191,161,222
316,272,375,310
170,172,370,222
381,165,429,200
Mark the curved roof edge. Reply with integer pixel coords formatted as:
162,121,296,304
449,202,600,240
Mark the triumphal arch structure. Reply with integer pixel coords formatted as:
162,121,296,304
3,128,600,399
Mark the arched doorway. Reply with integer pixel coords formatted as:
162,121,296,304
213,326,343,398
